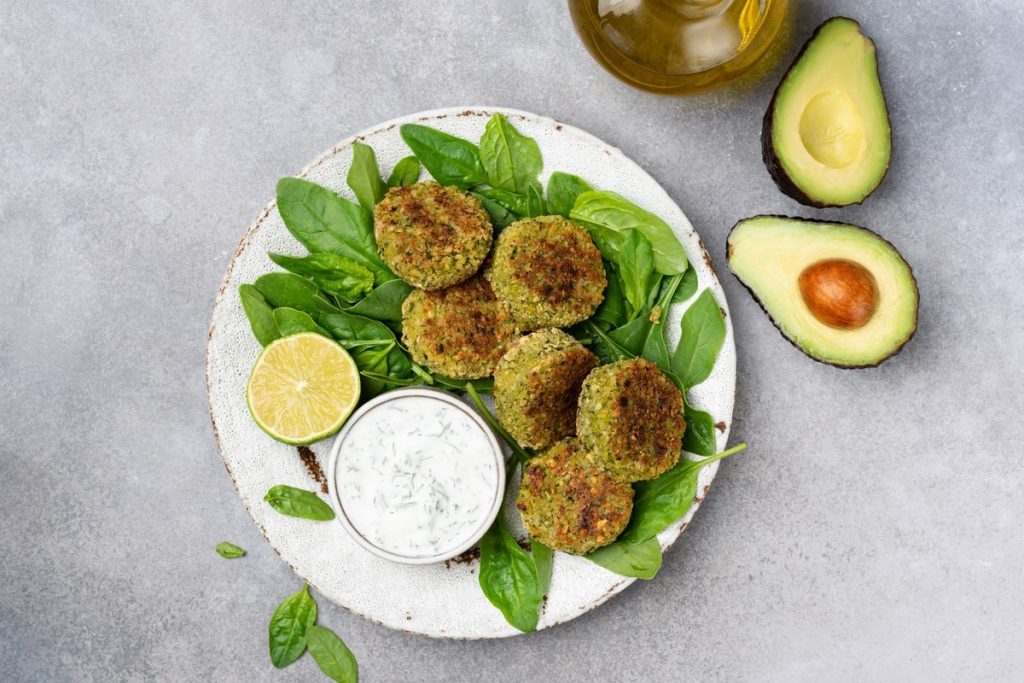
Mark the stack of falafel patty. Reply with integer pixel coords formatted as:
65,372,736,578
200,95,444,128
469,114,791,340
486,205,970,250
375,181,687,556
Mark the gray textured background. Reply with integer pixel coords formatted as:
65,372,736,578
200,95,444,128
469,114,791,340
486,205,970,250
2,1,1023,681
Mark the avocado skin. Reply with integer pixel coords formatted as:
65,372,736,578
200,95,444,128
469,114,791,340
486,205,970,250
761,17,893,208
726,215,919,369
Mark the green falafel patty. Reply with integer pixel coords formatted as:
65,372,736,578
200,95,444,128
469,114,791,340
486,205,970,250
401,275,520,379
494,329,597,449
485,216,606,329
374,181,492,290
516,439,634,555
577,359,685,482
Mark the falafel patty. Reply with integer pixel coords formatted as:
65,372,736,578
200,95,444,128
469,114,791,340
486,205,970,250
516,439,634,555
374,181,492,290
576,359,685,482
485,216,605,329
401,275,520,379
494,329,597,450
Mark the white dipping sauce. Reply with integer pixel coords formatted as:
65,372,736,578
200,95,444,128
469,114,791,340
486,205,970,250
336,395,500,558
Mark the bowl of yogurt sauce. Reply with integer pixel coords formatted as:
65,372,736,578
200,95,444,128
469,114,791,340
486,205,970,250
327,387,506,564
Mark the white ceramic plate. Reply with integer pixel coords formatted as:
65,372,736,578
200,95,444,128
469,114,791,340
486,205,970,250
206,107,736,639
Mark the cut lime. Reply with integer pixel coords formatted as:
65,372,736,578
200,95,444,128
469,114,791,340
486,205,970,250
246,332,361,445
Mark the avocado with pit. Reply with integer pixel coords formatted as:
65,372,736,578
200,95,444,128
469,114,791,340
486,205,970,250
762,17,891,207
727,215,917,368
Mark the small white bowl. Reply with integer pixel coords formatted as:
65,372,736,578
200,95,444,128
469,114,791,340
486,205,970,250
327,387,506,565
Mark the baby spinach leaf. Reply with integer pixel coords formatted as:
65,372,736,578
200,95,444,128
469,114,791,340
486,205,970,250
547,172,593,218
268,584,317,669
531,539,554,601
273,308,331,338
619,230,656,320
672,288,726,389
587,321,635,365
571,190,688,275
590,263,628,330
682,404,716,456
264,485,335,521
254,272,341,317
585,537,662,580
605,273,682,376
215,541,246,559
668,265,698,304
305,625,358,683
474,187,529,217
525,182,546,217
465,384,531,463
618,443,747,545
473,192,518,229
268,252,374,303
320,311,414,397
479,113,542,194
275,178,393,284
478,519,543,633
346,142,386,211
346,280,413,322
239,284,281,346
399,124,487,188
386,156,421,188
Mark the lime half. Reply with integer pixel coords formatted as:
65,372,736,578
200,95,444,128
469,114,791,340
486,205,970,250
246,332,361,445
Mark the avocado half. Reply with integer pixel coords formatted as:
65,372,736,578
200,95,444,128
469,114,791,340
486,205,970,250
762,17,892,208
727,215,918,368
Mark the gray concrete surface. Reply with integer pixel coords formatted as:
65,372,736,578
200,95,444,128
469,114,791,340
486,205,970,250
2,1,1023,680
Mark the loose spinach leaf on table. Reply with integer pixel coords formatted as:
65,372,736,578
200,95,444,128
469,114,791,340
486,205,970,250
346,280,413,322
273,308,331,338
399,124,487,188
386,155,421,188
479,113,543,194
276,178,394,284
618,443,747,545
618,230,657,321
682,403,717,456
571,190,688,275
346,142,387,212
268,252,374,303
671,288,726,389
268,584,318,669
239,284,281,346
585,537,663,580
264,485,336,521
478,519,543,633
215,541,246,559
254,272,342,317
547,172,593,219
305,624,359,683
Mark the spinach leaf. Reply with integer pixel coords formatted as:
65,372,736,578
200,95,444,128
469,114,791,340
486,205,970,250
399,124,487,188
273,308,331,338
547,172,593,219
590,266,628,331
526,182,546,217
347,280,413,322
320,311,413,396
239,284,281,346
668,264,698,305
254,272,341,317
276,177,393,284
305,625,358,683
465,384,531,463
585,537,662,580
618,443,747,545
386,156,421,188
474,187,529,217
531,539,554,601
618,230,656,320
268,252,374,303
346,142,386,211
571,190,688,275
215,541,246,559
682,404,716,456
479,113,542,194
473,192,518,229
268,584,317,669
606,273,682,376
671,288,726,389
587,321,635,365
478,519,543,633
264,485,336,521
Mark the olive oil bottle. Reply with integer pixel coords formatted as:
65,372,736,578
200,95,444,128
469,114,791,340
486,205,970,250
568,0,787,94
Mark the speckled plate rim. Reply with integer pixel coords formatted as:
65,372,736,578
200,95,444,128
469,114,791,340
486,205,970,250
206,106,736,638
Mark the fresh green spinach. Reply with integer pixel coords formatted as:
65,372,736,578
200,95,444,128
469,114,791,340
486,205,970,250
346,280,413,322
268,584,318,668
264,485,336,521
268,252,374,303
305,625,358,683
239,284,281,346
479,113,543,194
668,264,698,304
346,142,387,211
399,124,487,188
682,404,716,456
254,272,341,317
386,156,421,188
478,519,543,633
474,187,529,217
273,308,331,338
671,288,726,389
320,311,413,396
525,182,546,217
473,191,518,229
546,172,593,218
618,230,657,320
531,539,554,601
585,537,663,580
215,541,246,559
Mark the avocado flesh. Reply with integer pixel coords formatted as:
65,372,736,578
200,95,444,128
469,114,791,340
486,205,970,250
763,17,891,207
727,215,917,368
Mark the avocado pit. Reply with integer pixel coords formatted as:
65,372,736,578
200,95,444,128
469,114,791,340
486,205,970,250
798,258,878,330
